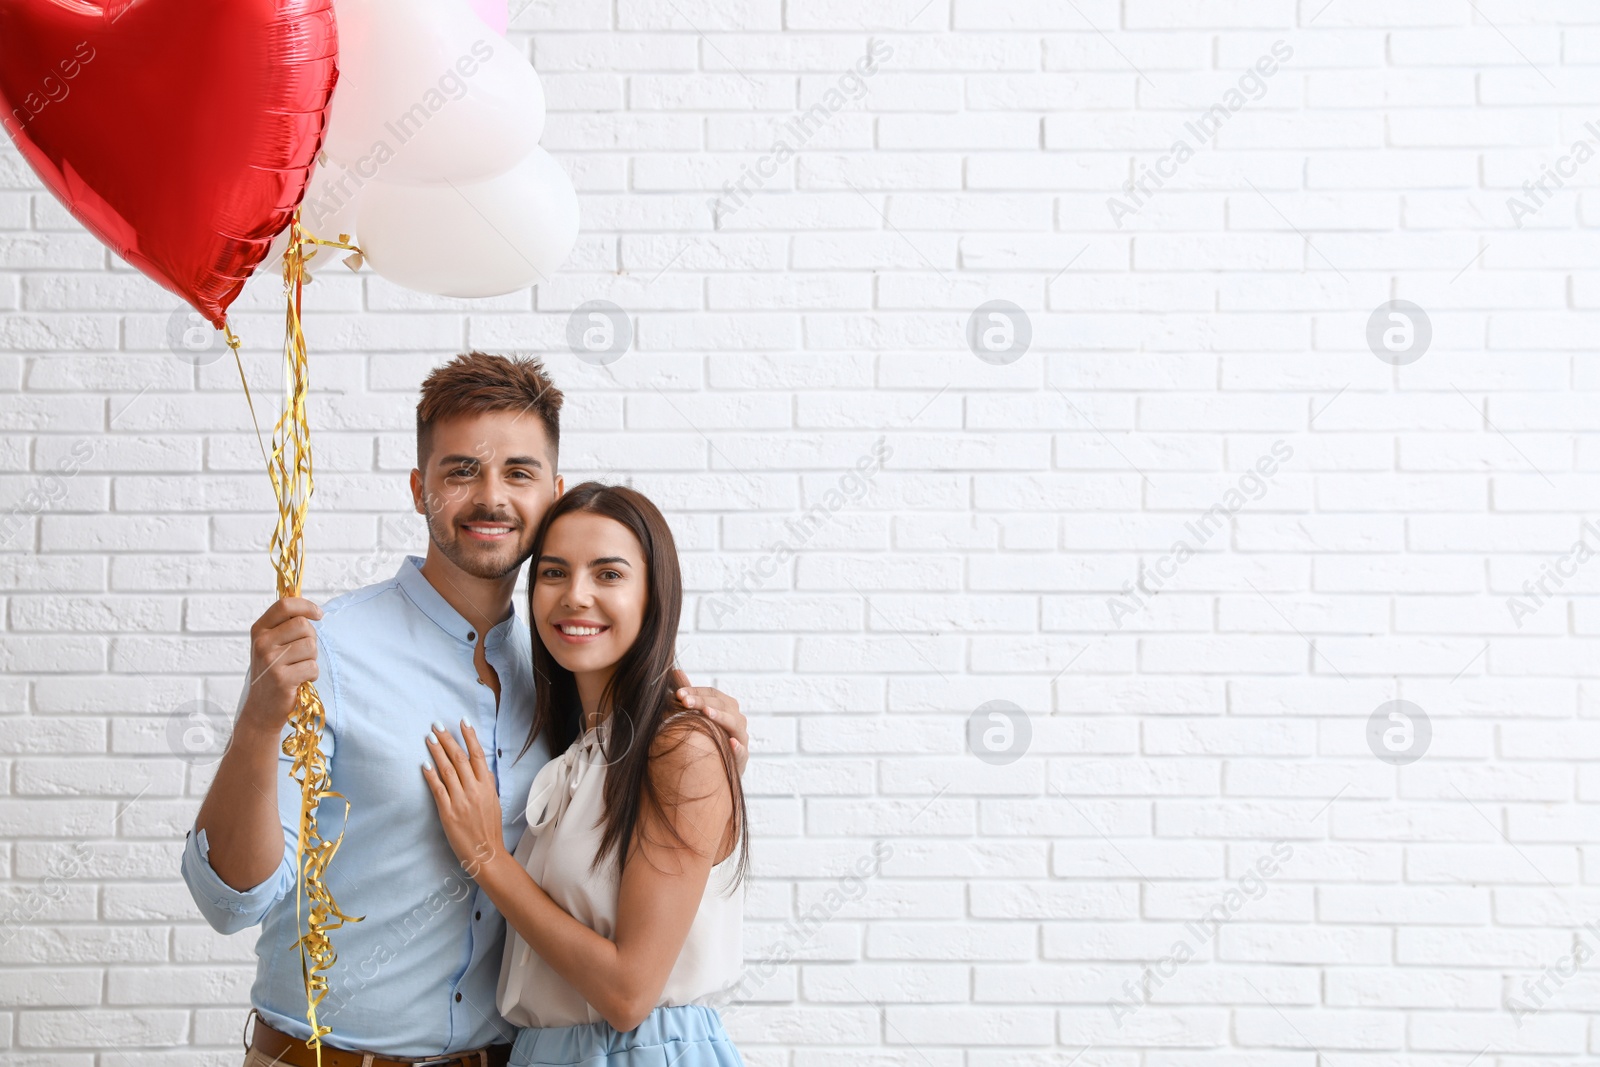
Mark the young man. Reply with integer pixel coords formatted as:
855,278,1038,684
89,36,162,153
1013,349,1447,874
180,353,751,1067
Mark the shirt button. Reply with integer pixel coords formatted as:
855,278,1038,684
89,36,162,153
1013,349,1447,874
467,631,476,642
455,992,462,1002
497,749,502,757
475,910,481,920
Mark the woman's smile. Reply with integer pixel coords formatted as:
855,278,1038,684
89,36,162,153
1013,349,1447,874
551,619,610,643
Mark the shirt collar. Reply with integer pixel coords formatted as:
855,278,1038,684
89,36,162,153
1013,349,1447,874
394,554,518,649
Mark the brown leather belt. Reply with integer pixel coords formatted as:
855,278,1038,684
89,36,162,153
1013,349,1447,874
246,1009,513,1067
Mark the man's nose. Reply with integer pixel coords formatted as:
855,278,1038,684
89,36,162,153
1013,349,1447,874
473,470,512,509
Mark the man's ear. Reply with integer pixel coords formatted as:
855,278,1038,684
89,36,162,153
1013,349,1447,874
554,473,564,498
410,469,424,514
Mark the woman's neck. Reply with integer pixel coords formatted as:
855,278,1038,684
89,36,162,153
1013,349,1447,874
574,668,614,733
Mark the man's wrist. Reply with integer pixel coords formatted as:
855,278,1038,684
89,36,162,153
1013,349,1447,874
233,706,286,748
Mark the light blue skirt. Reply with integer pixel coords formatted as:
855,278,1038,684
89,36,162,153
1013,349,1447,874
509,1003,744,1067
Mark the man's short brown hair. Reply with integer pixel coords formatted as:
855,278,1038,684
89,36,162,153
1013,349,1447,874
415,351,564,469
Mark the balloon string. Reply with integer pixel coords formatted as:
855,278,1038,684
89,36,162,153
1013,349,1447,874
221,208,366,1067
225,326,270,474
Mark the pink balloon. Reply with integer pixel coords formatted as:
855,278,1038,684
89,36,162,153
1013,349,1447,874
466,0,506,34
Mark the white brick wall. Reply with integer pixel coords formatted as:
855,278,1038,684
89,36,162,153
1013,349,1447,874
4,0,1600,1062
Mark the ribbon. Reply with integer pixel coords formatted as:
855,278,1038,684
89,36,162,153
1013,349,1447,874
222,207,366,1067
524,720,612,834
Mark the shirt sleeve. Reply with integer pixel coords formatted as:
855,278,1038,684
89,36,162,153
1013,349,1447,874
180,663,337,935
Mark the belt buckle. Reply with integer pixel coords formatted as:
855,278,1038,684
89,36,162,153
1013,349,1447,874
409,1059,459,1067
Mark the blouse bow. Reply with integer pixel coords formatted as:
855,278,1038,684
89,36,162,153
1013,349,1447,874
524,720,611,834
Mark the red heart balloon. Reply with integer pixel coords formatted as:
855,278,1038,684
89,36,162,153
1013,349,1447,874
0,0,338,327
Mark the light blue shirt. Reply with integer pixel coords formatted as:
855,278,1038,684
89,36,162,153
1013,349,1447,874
180,555,550,1056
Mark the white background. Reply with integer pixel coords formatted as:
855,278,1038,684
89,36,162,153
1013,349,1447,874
4,0,1600,1062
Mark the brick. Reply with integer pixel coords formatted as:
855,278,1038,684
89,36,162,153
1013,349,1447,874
0,9,1596,1058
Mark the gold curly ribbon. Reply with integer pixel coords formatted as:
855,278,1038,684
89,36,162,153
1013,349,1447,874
222,206,367,1067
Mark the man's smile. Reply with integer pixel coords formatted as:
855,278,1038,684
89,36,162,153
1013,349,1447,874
461,521,517,542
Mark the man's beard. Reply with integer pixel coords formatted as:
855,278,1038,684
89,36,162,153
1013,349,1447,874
422,504,530,580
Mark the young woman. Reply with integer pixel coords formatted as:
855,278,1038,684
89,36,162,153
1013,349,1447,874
422,482,750,1066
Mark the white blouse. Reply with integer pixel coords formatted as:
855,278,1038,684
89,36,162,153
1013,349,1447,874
495,716,746,1029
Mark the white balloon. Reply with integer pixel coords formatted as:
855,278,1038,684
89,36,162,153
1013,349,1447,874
358,147,579,297
299,158,366,244
325,0,545,185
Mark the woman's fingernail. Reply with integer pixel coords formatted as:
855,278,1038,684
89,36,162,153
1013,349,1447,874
706,708,717,718
425,733,434,746
431,720,444,732
421,761,432,772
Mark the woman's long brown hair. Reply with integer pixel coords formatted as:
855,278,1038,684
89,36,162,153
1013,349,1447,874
514,482,749,894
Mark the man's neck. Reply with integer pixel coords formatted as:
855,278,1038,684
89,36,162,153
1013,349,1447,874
418,548,518,635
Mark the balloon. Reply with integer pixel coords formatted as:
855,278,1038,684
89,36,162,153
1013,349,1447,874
324,0,543,185
0,0,338,327
358,147,578,297
254,156,365,277
259,226,293,277
299,158,366,244
468,0,507,35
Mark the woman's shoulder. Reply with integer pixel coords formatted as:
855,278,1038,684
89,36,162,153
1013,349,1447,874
644,712,739,814
647,710,731,768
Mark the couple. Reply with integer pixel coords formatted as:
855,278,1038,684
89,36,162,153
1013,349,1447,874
180,353,753,1067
